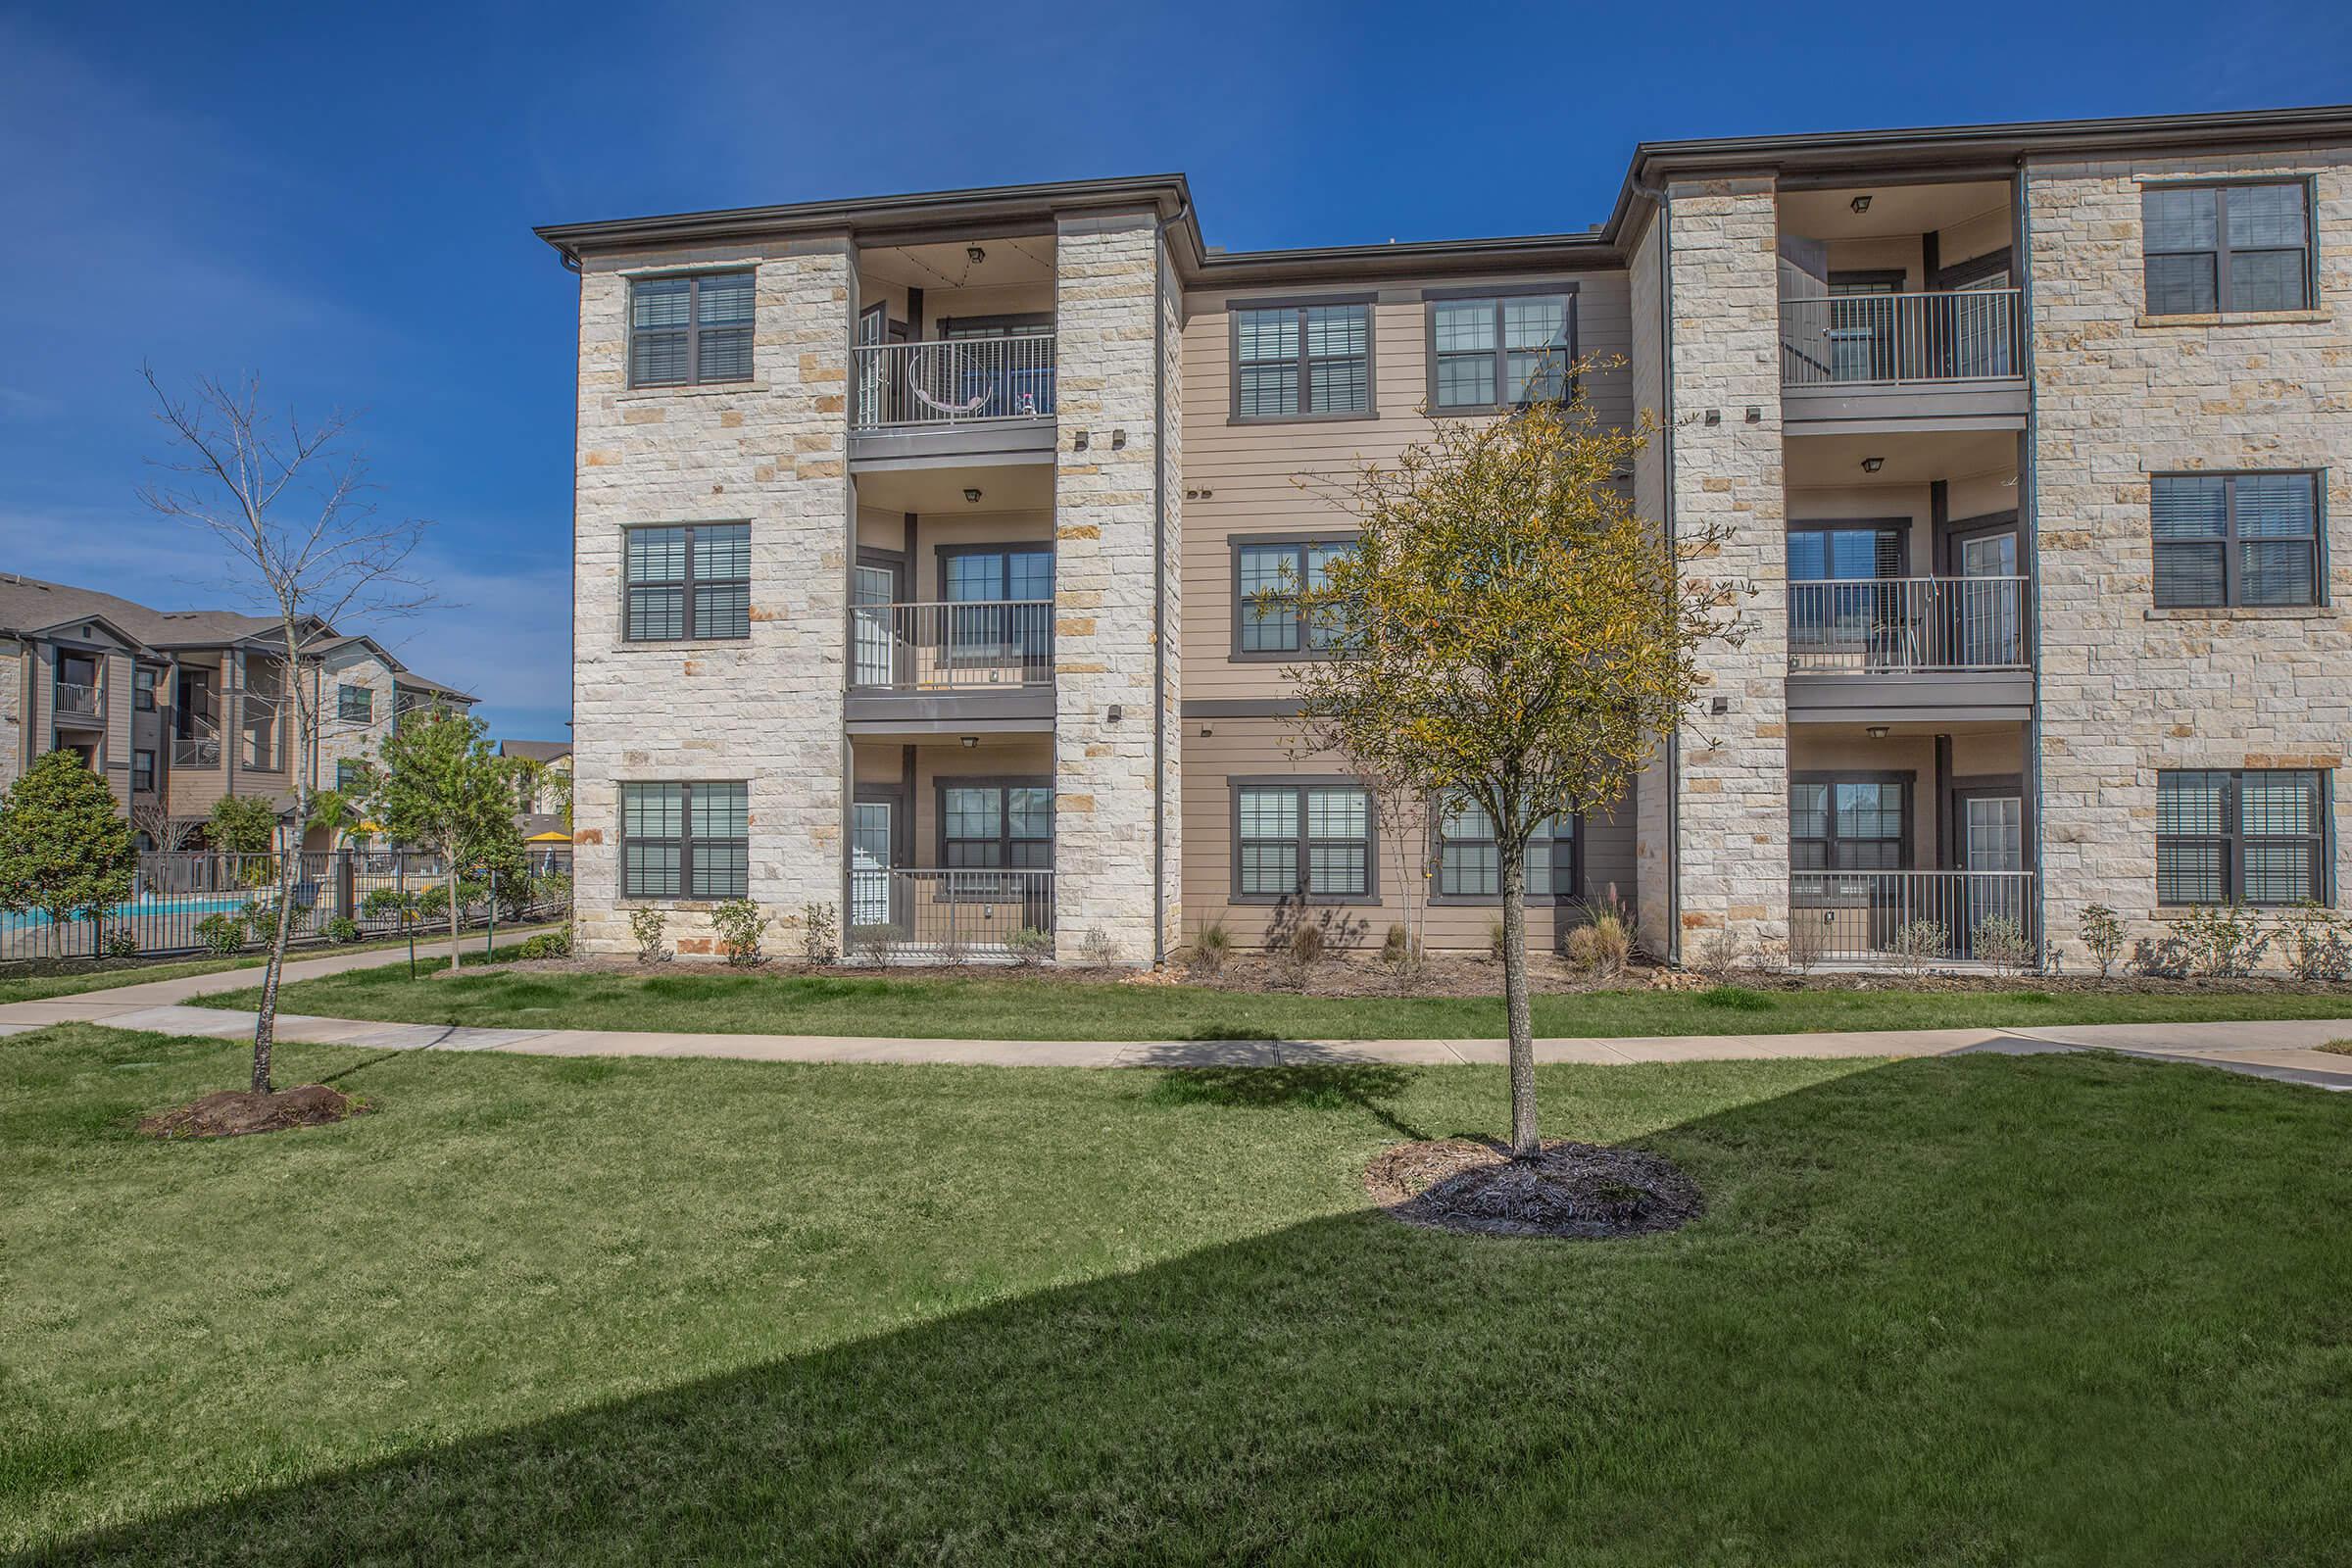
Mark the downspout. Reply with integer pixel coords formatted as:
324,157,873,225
1631,175,1680,963
2013,157,2048,967
1150,195,1191,968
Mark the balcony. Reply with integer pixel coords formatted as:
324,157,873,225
1790,869,2037,969
845,868,1054,961
844,600,1054,729
52,680,104,727
173,715,221,769
1779,289,2027,429
1787,576,2032,721
850,334,1056,469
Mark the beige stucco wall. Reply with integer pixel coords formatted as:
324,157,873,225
569,238,856,957
2028,145,2352,968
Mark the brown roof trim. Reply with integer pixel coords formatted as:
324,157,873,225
535,104,2352,281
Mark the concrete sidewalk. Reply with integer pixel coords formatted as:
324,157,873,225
4,938,2349,1089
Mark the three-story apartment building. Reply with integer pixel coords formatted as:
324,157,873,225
540,105,2351,971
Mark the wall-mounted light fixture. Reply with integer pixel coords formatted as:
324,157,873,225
965,245,986,264
1072,430,1089,451
962,487,982,504
1860,456,1886,473
1110,428,1127,449
960,736,979,749
1850,194,1873,215
1865,724,1890,740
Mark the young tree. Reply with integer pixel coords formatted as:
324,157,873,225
306,786,364,851
208,794,280,854
372,705,519,970
1291,366,1742,1156
141,368,432,1094
130,797,199,854
0,752,139,959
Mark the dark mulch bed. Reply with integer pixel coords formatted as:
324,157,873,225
139,1085,366,1141
1364,1137,1705,1241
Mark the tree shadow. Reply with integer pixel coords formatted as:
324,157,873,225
25,1052,2352,1566
1144,1061,1432,1141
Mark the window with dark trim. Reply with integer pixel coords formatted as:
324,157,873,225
625,523,752,641
2158,769,2329,906
940,546,1053,662
620,781,749,901
628,270,756,387
2152,472,2322,609
132,668,156,711
1233,538,1346,657
1232,301,1371,419
2142,182,2313,315
1435,798,1578,901
939,782,1053,869
131,749,156,793
1790,779,1907,870
1428,291,1573,411
1233,781,1373,900
335,760,365,793
336,683,372,723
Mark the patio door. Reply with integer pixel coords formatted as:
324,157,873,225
852,564,899,688
1952,521,2021,667
1953,789,2026,956
850,800,895,931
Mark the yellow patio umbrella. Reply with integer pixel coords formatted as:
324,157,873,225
525,830,572,844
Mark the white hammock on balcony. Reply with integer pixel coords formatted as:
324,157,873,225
903,342,995,416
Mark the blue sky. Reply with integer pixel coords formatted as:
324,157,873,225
3,0,2346,743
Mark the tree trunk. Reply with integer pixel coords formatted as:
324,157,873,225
447,845,462,972
252,818,296,1096
1499,833,1539,1157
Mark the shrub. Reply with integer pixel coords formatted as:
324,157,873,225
322,916,363,945
1690,928,1743,983
1380,922,1425,979
1567,909,1633,980
1285,919,1325,981
1889,919,1949,976
1079,926,1119,968
800,902,839,964
530,871,573,915
1486,917,1505,962
100,927,139,960
710,898,768,966
2079,904,2125,979
1784,915,1827,979
627,906,668,963
195,911,247,956
1005,925,1054,965
1972,914,2033,975
848,923,902,964
361,886,419,926
2180,904,2268,977
1189,918,1233,977
2277,901,2351,983
516,924,572,959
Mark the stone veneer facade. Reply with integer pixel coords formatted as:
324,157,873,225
2027,145,2352,967
1050,212,1182,965
1656,176,1790,958
569,239,855,957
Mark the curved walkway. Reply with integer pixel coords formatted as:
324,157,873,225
5,934,2350,1090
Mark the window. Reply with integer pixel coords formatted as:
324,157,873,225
1232,301,1371,419
2158,769,2329,906
625,523,752,641
1790,779,1907,870
2152,472,2321,609
131,750,156,793
1428,290,1573,411
628,270,755,387
940,547,1053,663
1435,798,1578,901
939,782,1054,870
2142,182,2312,315
1233,538,1347,656
132,668,156,711
619,781,749,901
336,683,372,723
1787,525,1904,582
336,760,366,793
1233,781,1373,900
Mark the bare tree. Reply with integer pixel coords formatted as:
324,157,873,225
128,797,199,855
139,368,432,1095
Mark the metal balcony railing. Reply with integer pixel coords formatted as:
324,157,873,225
172,716,221,769
852,334,1055,429
1780,288,2023,386
1788,576,2030,673
850,600,1054,691
845,868,1054,959
1789,870,2038,966
52,680,102,720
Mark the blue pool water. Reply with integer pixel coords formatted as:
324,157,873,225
1,896,249,934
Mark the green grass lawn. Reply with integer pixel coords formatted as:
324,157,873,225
5,1023,2350,1564
197,956,2352,1040
0,925,557,1004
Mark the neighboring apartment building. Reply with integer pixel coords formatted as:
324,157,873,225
539,105,2352,970
0,575,475,846
499,738,573,838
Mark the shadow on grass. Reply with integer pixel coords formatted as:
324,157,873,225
26,1052,2352,1566
1145,1062,1432,1142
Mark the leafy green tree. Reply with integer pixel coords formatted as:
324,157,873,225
0,751,138,959
1291,367,1741,1156
373,705,520,970
307,785,367,851
208,794,280,855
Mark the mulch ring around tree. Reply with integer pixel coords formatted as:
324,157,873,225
1364,1137,1704,1241
138,1085,367,1141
